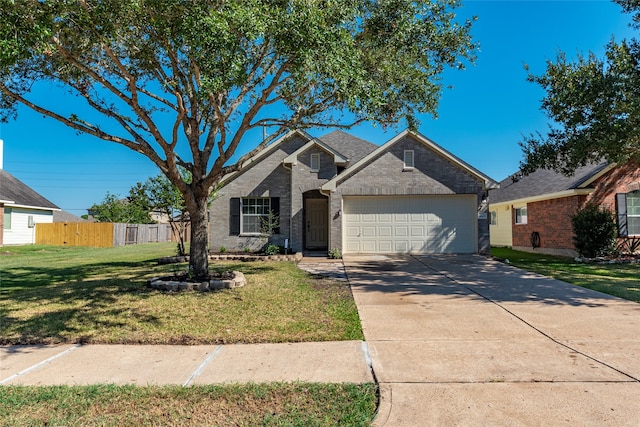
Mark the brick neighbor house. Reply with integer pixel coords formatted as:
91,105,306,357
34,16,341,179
210,129,498,255
488,161,640,257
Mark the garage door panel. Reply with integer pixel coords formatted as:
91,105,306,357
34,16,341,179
394,226,409,237
362,241,376,252
362,227,376,237
378,226,392,237
362,214,376,222
378,214,392,222
410,213,424,222
393,213,408,222
378,241,393,252
394,241,409,252
343,196,476,254
410,226,424,237
346,241,361,252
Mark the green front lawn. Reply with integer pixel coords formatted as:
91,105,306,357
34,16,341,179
491,247,640,303
0,383,377,426
1,244,375,425
1,243,363,344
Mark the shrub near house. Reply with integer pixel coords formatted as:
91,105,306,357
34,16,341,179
489,161,640,257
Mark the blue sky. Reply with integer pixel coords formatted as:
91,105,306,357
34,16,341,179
0,0,636,215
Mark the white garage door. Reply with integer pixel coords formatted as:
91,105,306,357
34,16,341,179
343,195,477,254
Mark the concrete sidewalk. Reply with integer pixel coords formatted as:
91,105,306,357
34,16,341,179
344,254,640,426
1,341,373,386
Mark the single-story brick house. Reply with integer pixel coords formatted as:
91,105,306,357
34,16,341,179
489,161,640,257
210,129,498,255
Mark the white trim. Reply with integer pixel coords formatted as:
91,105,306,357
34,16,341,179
322,130,498,192
489,188,593,208
577,163,616,188
514,206,528,225
4,203,60,211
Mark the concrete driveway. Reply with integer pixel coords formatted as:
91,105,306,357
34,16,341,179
343,254,640,426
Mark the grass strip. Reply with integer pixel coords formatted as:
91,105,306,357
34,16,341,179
0,382,378,426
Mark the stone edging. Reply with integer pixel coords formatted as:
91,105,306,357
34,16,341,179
147,271,246,292
159,253,303,265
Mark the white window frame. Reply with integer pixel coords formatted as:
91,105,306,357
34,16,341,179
310,153,320,172
490,210,497,226
403,150,414,169
3,208,11,230
514,206,527,225
241,197,270,235
627,191,640,236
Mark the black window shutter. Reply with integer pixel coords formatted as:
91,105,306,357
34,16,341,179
230,198,241,235
616,193,628,237
270,197,280,234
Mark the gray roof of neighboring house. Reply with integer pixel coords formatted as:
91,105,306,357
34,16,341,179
53,210,89,222
489,162,610,204
0,170,60,210
317,130,378,167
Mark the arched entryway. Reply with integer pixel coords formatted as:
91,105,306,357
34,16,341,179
303,190,328,250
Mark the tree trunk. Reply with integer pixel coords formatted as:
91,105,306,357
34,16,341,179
189,200,209,278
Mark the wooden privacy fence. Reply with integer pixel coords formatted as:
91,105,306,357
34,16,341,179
36,222,174,248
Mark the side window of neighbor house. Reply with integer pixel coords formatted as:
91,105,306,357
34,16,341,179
310,153,320,172
403,150,414,169
616,191,640,236
490,210,497,226
514,206,527,224
241,197,270,234
3,208,11,230
629,191,640,235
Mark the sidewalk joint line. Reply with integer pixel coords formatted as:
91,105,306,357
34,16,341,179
183,345,223,386
0,344,81,385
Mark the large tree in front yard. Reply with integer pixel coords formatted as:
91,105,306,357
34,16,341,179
520,0,640,175
0,0,476,277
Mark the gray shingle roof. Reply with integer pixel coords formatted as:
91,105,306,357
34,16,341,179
0,170,60,210
318,130,378,167
489,162,610,204
53,210,88,222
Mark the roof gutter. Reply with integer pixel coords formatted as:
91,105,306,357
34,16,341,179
489,188,594,207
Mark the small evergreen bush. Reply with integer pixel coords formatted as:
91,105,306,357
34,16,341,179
264,244,280,255
571,203,616,258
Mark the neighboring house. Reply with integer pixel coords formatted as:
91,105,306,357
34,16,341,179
53,210,90,223
210,129,498,255
0,169,60,245
489,161,640,257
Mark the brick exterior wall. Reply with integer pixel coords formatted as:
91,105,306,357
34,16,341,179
210,133,308,252
329,134,489,254
586,161,640,209
512,195,586,254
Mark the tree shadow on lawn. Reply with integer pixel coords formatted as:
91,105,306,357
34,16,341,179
1,259,279,345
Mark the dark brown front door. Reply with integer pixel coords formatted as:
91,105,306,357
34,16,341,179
305,198,328,249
